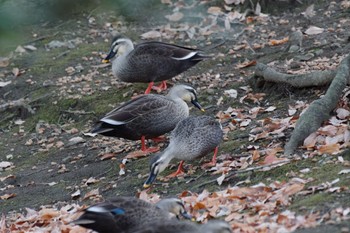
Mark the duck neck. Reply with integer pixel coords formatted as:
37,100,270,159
157,145,177,173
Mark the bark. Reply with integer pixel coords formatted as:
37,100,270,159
254,63,338,87
284,55,350,154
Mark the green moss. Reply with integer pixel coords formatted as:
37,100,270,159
290,192,333,210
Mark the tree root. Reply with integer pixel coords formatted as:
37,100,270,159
285,55,350,154
254,55,350,155
254,63,338,88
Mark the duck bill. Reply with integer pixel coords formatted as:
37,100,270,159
191,99,205,112
143,173,158,188
102,50,117,63
180,211,193,220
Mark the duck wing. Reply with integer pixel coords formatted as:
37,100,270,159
100,95,169,126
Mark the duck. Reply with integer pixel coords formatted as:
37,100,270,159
144,115,223,188
102,34,211,94
71,197,192,233
91,84,204,154
132,219,233,233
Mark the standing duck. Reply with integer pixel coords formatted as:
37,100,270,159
102,35,211,94
144,115,223,188
132,219,233,233
91,84,204,154
71,197,192,233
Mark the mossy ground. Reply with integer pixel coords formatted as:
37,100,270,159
0,1,349,232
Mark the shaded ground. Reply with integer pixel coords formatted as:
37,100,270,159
0,0,349,232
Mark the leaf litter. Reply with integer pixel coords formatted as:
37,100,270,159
1,0,350,232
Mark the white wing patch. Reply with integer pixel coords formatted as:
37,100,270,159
171,51,198,60
101,118,126,125
88,206,109,213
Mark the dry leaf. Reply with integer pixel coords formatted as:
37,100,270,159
207,6,223,15
318,143,340,154
302,4,315,18
265,106,276,112
0,81,11,87
217,173,226,185
224,0,243,5
236,60,257,68
0,193,16,200
165,12,184,21
71,190,81,199
336,108,350,119
83,188,100,200
338,169,350,174
0,57,10,67
141,31,161,39
99,153,116,160
12,67,20,77
269,37,289,46
305,26,324,35
0,161,13,169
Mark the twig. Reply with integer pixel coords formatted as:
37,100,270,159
61,110,95,115
25,32,59,45
205,39,226,51
96,167,113,178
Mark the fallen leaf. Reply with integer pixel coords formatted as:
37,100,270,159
83,188,100,200
318,143,340,154
224,89,238,98
23,45,37,51
165,12,184,21
12,68,20,77
0,174,15,182
141,31,161,39
225,0,242,4
0,193,16,200
0,161,13,169
236,60,257,68
336,108,350,119
302,4,315,18
207,6,223,15
269,37,289,46
338,169,350,174
265,106,276,112
0,57,10,67
71,190,81,199
305,26,324,35
0,81,11,87
217,173,226,185
69,136,85,145
99,153,116,160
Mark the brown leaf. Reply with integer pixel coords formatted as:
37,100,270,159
165,12,184,21
268,37,289,46
236,60,257,69
0,57,10,67
83,188,100,200
282,183,304,196
318,143,340,154
99,153,116,160
207,6,223,15
141,31,161,39
0,193,16,200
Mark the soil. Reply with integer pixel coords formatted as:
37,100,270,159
0,0,349,232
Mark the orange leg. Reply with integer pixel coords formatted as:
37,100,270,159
151,81,168,93
202,147,219,168
144,82,154,94
166,161,185,178
151,135,167,143
141,135,160,153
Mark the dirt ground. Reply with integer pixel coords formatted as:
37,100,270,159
0,0,349,232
